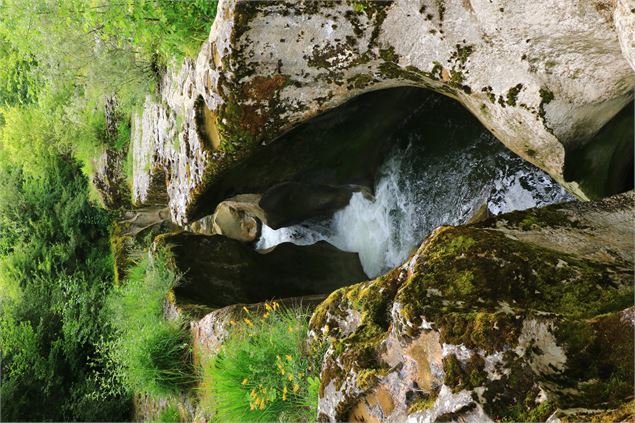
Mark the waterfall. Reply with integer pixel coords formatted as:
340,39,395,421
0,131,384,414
257,130,573,278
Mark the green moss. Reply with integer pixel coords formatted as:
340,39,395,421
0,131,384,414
436,0,446,22
453,44,474,66
442,351,486,393
505,83,523,106
451,271,475,297
481,86,496,104
352,2,367,13
538,87,555,132
347,73,373,89
356,367,389,390
379,47,397,63
407,395,436,413
397,223,632,333
522,401,556,422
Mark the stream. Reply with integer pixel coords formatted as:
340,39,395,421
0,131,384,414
256,99,574,278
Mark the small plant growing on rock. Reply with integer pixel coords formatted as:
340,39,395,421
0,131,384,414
201,302,322,422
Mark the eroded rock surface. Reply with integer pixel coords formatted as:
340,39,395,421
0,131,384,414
153,232,367,309
308,192,634,422
133,0,634,224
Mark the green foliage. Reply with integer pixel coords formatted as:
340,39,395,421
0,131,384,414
95,252,194,397
0,0,218,177
201,303,321,422
0,1,219,420
0,153,130,421
157,404,181,423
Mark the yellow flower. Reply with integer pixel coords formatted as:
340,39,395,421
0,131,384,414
242,378,249,385
250,403,255,411
242,306,250,314
250,389,256,398
293,383,300,393
263,312,270,318
288,374,294,381
265,303,272,312
282,385,288,401
273,301,280,310
230,320,236,325
285,355,293,361
243,317,254,327
276,355,281,361
288,326,294,333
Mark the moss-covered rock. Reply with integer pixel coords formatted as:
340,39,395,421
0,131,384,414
309,192,634,422
133,0,633,224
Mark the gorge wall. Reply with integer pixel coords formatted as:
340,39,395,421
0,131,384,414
132,0,634,225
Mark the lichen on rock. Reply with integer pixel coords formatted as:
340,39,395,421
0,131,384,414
308,192,634,422
132,0,634,225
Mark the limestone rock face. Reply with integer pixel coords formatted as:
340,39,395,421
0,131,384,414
615,0,635,71
154,232,367,309
133,0,634,225
308,192,634,422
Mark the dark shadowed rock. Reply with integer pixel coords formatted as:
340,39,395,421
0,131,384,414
154,232,367,310
259,182,366,229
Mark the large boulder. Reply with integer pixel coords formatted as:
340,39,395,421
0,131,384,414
133,0,634,224
154,232,367,309
207,194,266,242
308,192,634,422
189,182,369,242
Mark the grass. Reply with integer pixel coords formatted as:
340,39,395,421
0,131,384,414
200,302,322,422
156,403,181,423
102,250,194,397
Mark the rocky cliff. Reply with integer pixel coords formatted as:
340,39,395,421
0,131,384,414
132,0,634,225
308,191,634,422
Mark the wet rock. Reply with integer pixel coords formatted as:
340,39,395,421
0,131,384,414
309,192,634,422
153,232,367,310
260,182,365,229
191,182,370,240
209,194,265,242
133,0,634,224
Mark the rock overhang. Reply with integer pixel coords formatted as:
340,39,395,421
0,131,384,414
132,0,635,225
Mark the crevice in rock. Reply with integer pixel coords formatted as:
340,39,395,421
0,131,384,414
563,101,634,199
155,232,367,310
194,95,221,150
191,87,430,220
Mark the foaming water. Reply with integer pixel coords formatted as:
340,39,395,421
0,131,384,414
257,130,573,278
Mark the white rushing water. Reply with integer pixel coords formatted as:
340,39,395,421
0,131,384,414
257,132,574,278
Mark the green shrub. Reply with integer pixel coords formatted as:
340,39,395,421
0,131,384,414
99,252,194,397
0,154,129,421
201,303,322,422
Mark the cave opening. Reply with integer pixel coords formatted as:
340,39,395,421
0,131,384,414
193,86,582,280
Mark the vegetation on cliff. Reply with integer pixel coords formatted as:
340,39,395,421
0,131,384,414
201,303,322,422
0,1,217,420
